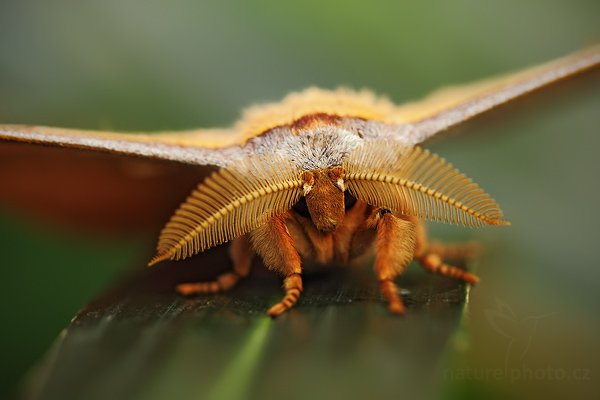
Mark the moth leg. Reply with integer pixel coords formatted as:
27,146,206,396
426,241,480,261
250,214,303,317
176,235,254,295
266,273,303,318
408,216,480,284
418,253,479,284
374,210,416,315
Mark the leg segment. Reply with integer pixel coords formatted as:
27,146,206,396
418,253,479,284
176,235,254,295
250,214,303,317
266,273,303,317
374,210,416,315
426,240,480,261
407,215,480,284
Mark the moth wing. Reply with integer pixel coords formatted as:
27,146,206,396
0,140,219,233
0,124,244,166
388,45,600,144
0,124,247,232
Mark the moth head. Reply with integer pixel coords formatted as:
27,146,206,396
298,166,346,233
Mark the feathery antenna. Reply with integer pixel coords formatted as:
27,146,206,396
342,142,509,227
149,155,303,266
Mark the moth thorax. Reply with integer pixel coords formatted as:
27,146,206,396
303,167,345,233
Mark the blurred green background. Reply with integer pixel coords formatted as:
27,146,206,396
0,1,598,399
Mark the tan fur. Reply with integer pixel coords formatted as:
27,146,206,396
249,216,305,317
330,201,370,263
249,215,302,275
373,212,416,314
281,212,315,260
374,213,416,280
404,215,427,258
284,201,369,266
348,204,379,260
304,169,345,233
238,88,397,140
301,228,335,265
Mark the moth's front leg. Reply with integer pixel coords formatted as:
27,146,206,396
250,214,303,317
374,210,416,315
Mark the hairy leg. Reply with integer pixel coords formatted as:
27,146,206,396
418,253,479,284
407,215,480,284
374,210,416,315
426,240,480,261
250,214,303,317
176,234,254,295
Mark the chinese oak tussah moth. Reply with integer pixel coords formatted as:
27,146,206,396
1,46,598,316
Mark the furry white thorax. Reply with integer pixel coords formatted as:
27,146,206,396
275,126,363,171
223,118,410,169
275,126,363,170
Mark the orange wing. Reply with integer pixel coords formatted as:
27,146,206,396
0,141,214,233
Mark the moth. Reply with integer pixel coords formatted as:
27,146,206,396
1,46,598,317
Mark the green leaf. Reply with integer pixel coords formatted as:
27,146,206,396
23,248,470,400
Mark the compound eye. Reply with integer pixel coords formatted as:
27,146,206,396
292,196,311,219
344,191,357,212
